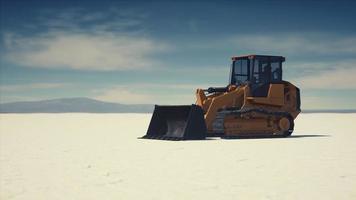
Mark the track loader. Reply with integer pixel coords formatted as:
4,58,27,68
142,55,301,140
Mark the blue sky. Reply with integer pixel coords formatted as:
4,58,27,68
1,0,356,109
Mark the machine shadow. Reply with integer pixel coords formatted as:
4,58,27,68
138,134,330,141
288,134,330,138
220,134,330,140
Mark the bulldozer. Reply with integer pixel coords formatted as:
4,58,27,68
142,55,301,140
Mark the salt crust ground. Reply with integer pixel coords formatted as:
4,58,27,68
0,113,355,200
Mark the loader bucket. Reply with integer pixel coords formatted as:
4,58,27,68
141,104,207,140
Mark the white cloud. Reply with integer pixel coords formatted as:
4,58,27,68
294,68,356,89
0,83,68,92
0,95,40,104
0,83,70,103
38,7,147,32
92,84,198,105
3,32,168,71
230,34,356,55
289,61,347,70
117,83,207,90
285,59,356,78
93,87,154,104
301,95,356,110
2,9,168,71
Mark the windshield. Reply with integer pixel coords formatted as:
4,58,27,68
252,59,282,84
231,59,249,85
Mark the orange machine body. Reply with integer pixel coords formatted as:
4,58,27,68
143,55,301,140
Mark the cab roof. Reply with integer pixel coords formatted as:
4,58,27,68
231,54,285,62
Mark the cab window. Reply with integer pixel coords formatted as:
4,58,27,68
251,59,282,84
232,59,249,85
271,62,281,81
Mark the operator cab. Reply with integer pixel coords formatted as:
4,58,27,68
230,55,284,85
230,55,285,96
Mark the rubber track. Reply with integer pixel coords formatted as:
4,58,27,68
212,107,290,133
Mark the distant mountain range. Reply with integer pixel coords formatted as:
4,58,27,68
0,97,355,113
0,98,154,113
